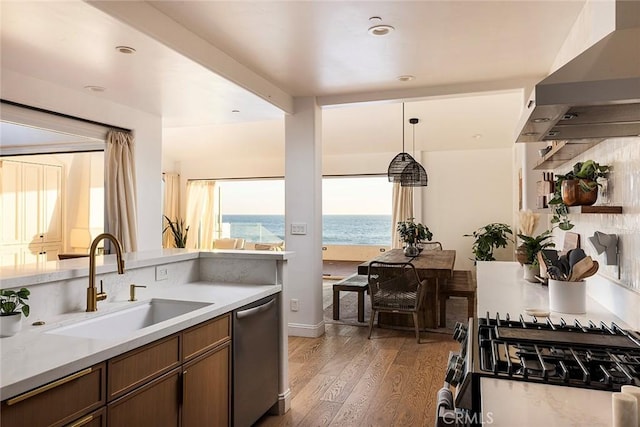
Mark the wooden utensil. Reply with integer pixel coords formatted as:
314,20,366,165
568,256,594,282
579,260,599,280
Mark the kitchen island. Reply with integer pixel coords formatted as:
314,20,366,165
477,261,630,427
0,249,292,425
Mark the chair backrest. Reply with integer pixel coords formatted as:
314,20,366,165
367,261,427,311
422,241,443,251
234,238,246,249
213,238,238,249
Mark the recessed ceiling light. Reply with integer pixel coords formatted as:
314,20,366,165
84,85,105,92
115,46,136,54
397,75,415,82
473,134,483,139
368,16,394,36
232,109,240,113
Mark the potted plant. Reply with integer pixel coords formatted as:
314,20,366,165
465,223,513,262
397,217,433,256
0,287,30,337
548,160,610,230
163,215,189,248
517,230,556,282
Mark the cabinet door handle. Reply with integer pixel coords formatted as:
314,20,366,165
67,414,94,427
181,369,187,405
6,367,93,406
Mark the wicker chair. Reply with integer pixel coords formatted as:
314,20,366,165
367,261,428,343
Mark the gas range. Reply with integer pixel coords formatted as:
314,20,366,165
438,313,640,426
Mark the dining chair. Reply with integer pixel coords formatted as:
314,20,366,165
421,241,443,250
367,261,428,343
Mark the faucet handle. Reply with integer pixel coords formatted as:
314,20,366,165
96,280,107,302
129,284,147,302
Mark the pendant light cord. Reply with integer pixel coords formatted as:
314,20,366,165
402,102,405,153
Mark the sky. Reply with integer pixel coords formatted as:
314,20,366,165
218,176,392,215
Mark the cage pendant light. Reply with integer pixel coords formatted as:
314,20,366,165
400,118,428,187
387,103,415,182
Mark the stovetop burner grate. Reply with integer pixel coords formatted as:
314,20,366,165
477,312,640,391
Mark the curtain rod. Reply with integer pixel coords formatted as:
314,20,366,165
1,99,132,133
187,173,385,182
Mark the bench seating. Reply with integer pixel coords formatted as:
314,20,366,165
439,270,476,327
332,274,369,322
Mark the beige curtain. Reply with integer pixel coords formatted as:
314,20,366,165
105,130,138,252
162,173,181,248
185,180,217,249
391,182,413,248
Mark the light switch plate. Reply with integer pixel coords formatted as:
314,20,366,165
290,223,307,235
155,265,168,281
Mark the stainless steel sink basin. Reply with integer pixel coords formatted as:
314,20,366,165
47,299,212,340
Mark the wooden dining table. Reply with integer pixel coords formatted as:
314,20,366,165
357,248,456,329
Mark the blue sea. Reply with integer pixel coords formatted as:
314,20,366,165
222,214,391,245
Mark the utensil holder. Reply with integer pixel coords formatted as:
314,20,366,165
548,279,586,314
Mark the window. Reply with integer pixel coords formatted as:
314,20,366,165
217,176,391,246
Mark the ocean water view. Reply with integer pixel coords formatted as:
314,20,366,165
222,214,392,245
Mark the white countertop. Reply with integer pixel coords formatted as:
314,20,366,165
0,281,281,400
0,248,293,288
476,262,630,427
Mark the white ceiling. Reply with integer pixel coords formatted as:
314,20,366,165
0,1,588,154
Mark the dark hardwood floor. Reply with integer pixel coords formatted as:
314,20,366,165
255,323,458,427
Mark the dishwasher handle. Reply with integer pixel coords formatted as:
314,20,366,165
236,298,276,319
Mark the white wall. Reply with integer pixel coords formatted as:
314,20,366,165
1,70,163,251
419,148,516,271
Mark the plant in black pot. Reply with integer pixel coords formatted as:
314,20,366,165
465,223,513,262
0,287,30,337
517,230,555,282
548,160,610,230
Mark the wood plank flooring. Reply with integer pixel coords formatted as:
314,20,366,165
255,324,458,427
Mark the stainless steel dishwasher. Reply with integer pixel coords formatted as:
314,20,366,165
233,294,279,427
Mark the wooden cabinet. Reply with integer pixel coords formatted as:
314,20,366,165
182,339,231,427
107,335,181,401
0,363,106,427
107,368,181,427
0,160,63,266
1,314,233,427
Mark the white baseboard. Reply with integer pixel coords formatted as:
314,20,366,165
288,321,325,337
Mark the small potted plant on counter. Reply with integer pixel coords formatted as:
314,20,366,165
0,287,30,337
517,230,555,282
548,160,610,230
465,223,513,262
397,217,433,257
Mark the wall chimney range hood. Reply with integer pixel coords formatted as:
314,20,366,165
516,1,640,143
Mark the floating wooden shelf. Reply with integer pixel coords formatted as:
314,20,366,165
567,205,622,214
533,139,604,170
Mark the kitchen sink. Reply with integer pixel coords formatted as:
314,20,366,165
47,299,212,340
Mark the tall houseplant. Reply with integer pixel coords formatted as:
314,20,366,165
163,215,189,248
0,287,30,337
465,223,513,262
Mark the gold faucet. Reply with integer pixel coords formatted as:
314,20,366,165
87,233,125,312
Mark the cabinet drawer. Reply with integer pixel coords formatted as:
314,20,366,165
107,334,180,401
1,363,106,427
64,407,106,427
107,368,181,427
183,313,231,361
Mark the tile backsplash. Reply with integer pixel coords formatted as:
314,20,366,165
552,136,640,293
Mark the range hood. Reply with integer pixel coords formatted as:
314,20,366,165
517,1,640,143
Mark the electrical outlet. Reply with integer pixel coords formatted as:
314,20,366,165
155,266,168,281
290,299,299,312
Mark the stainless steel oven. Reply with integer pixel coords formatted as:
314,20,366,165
436,313,640,427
